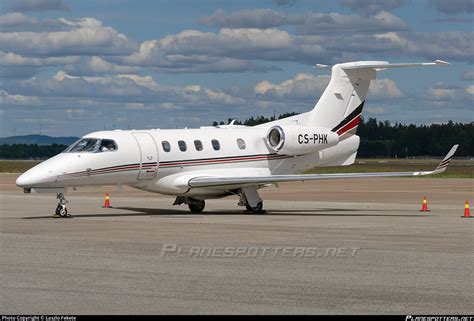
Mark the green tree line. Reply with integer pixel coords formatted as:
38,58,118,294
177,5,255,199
357,119,472,157
0,117,472,159
0,144,67,159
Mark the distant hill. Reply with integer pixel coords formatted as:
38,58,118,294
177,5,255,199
0,135,79,146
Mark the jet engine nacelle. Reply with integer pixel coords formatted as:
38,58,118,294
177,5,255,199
266,125,339,155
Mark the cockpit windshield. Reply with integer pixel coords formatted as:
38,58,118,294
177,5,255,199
64,138,118,153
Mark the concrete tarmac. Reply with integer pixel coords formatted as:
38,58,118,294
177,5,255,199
0,174,473,314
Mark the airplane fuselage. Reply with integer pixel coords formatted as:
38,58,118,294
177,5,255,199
17,126,359,198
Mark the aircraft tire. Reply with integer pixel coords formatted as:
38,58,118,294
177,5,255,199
188,200,205,214
59,206,68,218
245,201,263,214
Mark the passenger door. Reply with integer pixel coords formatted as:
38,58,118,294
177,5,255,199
132,132,159,180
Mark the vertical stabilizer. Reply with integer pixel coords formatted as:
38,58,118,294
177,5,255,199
307,60,448,140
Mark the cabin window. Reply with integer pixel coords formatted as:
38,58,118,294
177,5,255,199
178,140,187,152
162,141,171,152
237,138,246,150
99,139,118,152
194,140,203,151
211,139,220,151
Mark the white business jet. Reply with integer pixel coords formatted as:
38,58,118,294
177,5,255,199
16,60,458,217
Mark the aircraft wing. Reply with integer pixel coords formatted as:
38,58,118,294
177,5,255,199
188,145,458,189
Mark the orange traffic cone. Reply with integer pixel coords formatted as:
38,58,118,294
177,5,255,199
462,200,471,218
420,196,430,212
102,192,113,208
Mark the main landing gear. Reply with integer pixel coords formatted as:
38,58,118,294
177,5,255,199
54,192,71,218
188,199,205,214
174,196,206,214
239,187,265,214
245,200,264,214
174,188,265,214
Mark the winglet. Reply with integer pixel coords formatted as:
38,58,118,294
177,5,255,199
432,144,459,174
434,59,450,66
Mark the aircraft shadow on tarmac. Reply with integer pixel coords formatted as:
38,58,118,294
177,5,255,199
22,206,429,219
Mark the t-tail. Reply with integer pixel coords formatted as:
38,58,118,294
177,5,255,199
307,60,450,140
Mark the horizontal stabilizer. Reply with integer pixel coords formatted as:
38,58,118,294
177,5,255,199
341,60,449,71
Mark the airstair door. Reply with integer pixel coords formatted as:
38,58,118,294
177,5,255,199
132,132,159,180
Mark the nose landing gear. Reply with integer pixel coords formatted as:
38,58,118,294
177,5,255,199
54,193,71,218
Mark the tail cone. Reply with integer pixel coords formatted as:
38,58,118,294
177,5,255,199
102,192,113,208
420,196,430,212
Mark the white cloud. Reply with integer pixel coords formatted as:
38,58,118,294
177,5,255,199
428,0,474,14
339,0,408,15
426,85,456,100
401,32,474,63
369,78,404,98
465,85,474,95
365,107,386,115
0,66,42,79
254,73,402,100
254,73,329,99
0,12,71,32
117,30,289,72
115,27,473,75
162,28,293,53
1,11,471,79
0,90,41,105
184,85,201,94
298,11,408,35
3,71,245,107
0,51,80,66
62,56,140,76
0,17,137,57
462,69,474,81
423,83,474,113
200,9,408,34
200,9,298,29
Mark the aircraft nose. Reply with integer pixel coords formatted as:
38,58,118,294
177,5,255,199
16,172,36,188
15,164,53,188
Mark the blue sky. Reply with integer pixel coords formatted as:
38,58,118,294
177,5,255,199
0,0,473,137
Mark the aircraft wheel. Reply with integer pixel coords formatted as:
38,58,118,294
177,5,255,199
188,200,205,214
245,201,264,214
59,206,68,218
